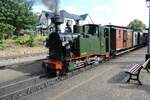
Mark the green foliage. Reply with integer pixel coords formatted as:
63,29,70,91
127,19,146,32
0,32,3,43
0,43,7,50
15,38,28,45
0,0,38,33
0,23,15,42
0,33,46,50
15,34,35,47
34,34,47,46
26,34,34,47
35,34,46,41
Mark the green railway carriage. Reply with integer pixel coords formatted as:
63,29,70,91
143,33,148,45
132,31,145,47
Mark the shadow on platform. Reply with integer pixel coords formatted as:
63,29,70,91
107,71,127,84
107,71,150,93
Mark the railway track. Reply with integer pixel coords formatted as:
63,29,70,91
0,73,57,100
0,63,97,100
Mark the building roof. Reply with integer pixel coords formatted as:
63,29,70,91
106,25,132,30
80,14,88,20
42,10,88,21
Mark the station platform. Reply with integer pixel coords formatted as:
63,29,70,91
25,47,150,100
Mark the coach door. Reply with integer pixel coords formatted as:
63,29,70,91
104,27,110,53
123,30,127,49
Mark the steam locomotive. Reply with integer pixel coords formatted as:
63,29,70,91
42,16,147,76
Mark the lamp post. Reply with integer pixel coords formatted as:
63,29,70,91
146,0,150,60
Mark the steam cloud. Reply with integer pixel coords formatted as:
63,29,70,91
42,0,59,13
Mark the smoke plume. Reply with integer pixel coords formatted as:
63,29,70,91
42,0,59,14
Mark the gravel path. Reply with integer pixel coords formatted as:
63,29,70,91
0,46,48,67
25,47,150,100
0,54,48,67
0,47,48,59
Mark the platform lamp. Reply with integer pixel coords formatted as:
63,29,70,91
146,0,150,60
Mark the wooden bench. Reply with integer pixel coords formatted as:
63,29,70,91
125,64,143,85
125,58,150,85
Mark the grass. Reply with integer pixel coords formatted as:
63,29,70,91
0,34,49,58
0,43,8,50
0,34,48,50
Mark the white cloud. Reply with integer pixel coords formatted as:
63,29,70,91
62,5,112,25
32,4,48,13
111,0,148,26
89,4,113,25
86,0,149,26
91,4,112,13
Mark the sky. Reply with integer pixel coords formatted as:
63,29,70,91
32,0,149,27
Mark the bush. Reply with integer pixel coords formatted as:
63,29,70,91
15,34,35,47
0,32,3,43
15,38,27,45
34,34,47,46
35,34,46,41
0,43,7,50
26,35,34,47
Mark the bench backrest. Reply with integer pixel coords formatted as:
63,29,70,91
128,64,142,74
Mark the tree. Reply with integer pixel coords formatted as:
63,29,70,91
0,23,15,43
127,19,146,32
0,0,38,34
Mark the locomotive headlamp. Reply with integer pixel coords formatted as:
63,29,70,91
146,0,150,8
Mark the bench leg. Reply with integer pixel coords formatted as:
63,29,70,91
137,80,142,85
146,68,150,73
126,74,142,85
126,74,131,83
137,74,142,85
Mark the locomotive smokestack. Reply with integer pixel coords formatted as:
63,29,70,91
42,0,64,33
